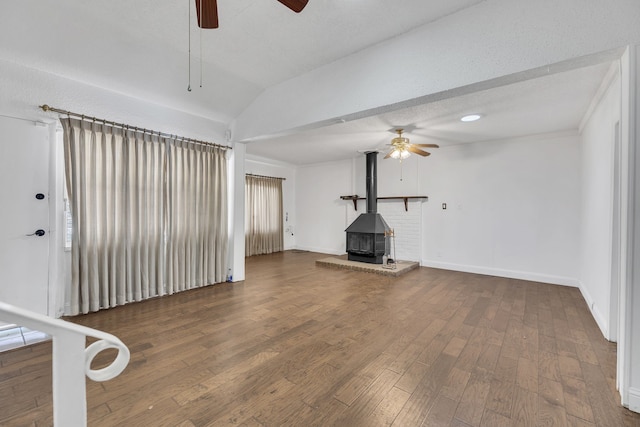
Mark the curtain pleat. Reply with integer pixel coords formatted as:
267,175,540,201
164,140,228,296
61,118,228,315
245,175,284,256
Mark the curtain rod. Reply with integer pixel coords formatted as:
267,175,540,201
246,173,286,181
39,104,231,151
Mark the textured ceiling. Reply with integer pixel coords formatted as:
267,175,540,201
0,0,483,123
0,1,620,166
245,61,614,165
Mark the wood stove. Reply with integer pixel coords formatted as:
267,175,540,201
345,152,390,264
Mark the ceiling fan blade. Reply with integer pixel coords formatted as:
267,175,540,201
413,143,440,148
277,0,309,13
195,0,219,29
407,146,430,156
383,149,395,159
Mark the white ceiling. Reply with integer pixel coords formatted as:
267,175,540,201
245,61,613,165
0,0,483,123
0,1,616,165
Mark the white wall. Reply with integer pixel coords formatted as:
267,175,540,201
295,160,353,254
376,154,422,197
578,66,621,339
0,59,227,144
245,155,297,250
294,137,582,288
419,132,581,285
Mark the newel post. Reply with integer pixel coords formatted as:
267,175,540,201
52,330,87,426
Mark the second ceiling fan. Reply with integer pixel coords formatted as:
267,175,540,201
384,129,439,160
195,0,309,28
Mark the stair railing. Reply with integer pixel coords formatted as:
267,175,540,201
0,301,130,426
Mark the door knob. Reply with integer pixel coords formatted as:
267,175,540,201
26,229,46,237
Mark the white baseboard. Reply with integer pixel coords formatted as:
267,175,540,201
422,260,580,287
628,388,640,413
293,246,344,256
577,280,610,340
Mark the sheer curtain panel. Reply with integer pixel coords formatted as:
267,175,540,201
245,175,284,256
61,118,228,315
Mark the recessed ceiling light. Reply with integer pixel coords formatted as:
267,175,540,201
460,114,482,122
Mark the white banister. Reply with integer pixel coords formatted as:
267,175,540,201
0,301,130,426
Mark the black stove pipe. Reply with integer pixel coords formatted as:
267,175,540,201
365,151,377,214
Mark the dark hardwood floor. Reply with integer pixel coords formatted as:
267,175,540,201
1,251,639,426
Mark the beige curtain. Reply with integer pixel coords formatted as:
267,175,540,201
245,175,284,256
61,118,228,315
165,140,228,293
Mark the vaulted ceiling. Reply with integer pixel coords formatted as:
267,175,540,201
1,0,481,123
1,0,638,165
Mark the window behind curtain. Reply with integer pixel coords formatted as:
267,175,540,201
245,175,283,256
61,118,228,315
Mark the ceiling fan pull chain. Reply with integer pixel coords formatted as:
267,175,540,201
199,0,203,88
187,0,192,92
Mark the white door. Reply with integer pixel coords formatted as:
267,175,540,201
0,116,50,315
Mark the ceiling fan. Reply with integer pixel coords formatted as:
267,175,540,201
195,0,309,28
384,129,439,160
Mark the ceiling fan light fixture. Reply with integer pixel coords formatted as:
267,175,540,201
390,149,410,160
460,114,482,122
384,128,437,162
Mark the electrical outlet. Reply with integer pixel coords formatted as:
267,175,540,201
442,203,447,210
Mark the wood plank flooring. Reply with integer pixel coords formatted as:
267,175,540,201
1,250,639,426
